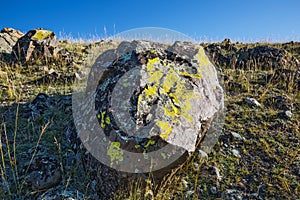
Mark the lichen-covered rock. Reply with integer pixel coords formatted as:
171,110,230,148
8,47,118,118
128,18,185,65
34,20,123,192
70,40,224,198
11,28,57,62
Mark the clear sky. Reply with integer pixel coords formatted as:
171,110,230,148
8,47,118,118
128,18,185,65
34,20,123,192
1,0,299,42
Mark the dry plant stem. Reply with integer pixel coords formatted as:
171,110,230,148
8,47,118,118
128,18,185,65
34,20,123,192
0,123,12,197
19,120,51,193
13,103,19,191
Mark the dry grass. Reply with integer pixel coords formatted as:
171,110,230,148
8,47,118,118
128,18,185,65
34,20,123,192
0,40,299,199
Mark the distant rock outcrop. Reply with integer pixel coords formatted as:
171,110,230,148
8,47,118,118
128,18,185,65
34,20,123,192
204,39,300,92
204,39,299,70
0,28,24,60
11,28,58,62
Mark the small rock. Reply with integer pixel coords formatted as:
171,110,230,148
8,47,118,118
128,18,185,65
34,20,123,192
213,166,222,181
250,193,259,198
23,155,61,190
279,110,292,119
222,189,244,200
185,190,194,198
193,162,199,169
29,93,50,110
284,110,292,118
37,186,86,200
181,178,189,189
210,186,217,194
244,97,261,107
28,93,51,118
198,150,208,159
230,131,244,140
231,149,241,158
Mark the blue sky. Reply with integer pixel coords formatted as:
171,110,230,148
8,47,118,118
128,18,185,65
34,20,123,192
1,0,299,42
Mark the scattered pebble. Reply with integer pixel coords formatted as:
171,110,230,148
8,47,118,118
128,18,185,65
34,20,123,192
210,186,217,194
193,162,199,169
251,193,259,198
198,150,208,159
222,189,244,200
244,97,261,107
185,190,194,196
231,131,244,140
231,149,241,158
213,166,222,181
181,178,189,189
279,110,292,119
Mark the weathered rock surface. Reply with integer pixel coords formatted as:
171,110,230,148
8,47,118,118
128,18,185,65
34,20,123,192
70,40,224,198
0,28,24,61
11,28,57,62
23,155,61,190
37,186,87,200
0,28,24,54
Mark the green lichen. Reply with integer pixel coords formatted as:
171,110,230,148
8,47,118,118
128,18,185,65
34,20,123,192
144,139,156,148
107,142,123,167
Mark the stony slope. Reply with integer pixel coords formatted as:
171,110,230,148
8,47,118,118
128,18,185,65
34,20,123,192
0,36,299,199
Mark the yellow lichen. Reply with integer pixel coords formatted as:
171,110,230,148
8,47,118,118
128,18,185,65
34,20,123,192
150,49,157,54
161,68,178,94
156,121,173,139
144,140,156,148
148,70,163,83
100,111,110,128
144,84,158,98
162,103,180,119
105,115,111,125
196,46,210,67
146,57,160,72
107,142,123,167
140,55,203,140
32,30,53,40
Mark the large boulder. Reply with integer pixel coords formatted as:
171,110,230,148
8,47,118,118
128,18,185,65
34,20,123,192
70,40,224,198
11,28,57,62
0,28,24,60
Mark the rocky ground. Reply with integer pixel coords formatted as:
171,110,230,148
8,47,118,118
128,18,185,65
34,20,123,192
0,28,299,200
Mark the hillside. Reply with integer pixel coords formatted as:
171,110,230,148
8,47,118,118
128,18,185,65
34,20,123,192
0,29,299,199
